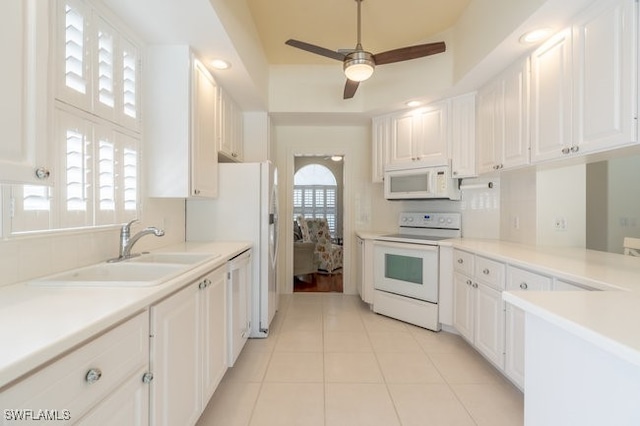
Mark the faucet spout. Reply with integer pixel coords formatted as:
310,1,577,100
109,221,165,262
122,227,165,258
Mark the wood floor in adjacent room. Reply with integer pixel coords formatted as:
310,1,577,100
293,272,343,293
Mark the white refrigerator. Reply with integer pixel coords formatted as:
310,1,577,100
186,161,279,338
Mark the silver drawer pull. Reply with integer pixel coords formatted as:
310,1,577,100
142,372,154,384
457,258,464,264
520,282,528,290
85,368,102,384
466,279,472,286
482,268,490,275
472,282,478,288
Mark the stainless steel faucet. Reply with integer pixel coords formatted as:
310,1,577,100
110,219,165,262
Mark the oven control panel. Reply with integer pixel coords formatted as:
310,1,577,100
398,212,461,230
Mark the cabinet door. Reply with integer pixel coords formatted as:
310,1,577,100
151,283,201,426
389,113,416,165
450,94,477,178
502,58,530,169
413,102,449,167
530,29,573,163
77,368,149,426
202,268,227,405
371,116,390,182
504,304,525,389
476,79,504,174
573,0,637,154
191,60,218,198
474,283,505,368
356,237,364,299
0,0,51,184
453,272,474,342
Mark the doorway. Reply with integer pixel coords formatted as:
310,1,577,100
292,156,344,292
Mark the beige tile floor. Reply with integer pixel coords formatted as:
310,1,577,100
197,293,524,426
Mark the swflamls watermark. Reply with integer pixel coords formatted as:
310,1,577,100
4,409,71,421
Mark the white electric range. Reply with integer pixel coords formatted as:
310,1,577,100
373,212,461,331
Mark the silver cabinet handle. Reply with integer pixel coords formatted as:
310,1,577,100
466,279,472,286
199,281,207,289
482,268,490,275
204,278,212,287
561,147,571,154
142,372,154,384
85,368,102,384
194,189,201,195
472,282,478,288
457,258,464,264
520,282,528,290
35,167,51,180
570,145,579,153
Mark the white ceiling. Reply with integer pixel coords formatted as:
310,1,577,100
246,0,472,65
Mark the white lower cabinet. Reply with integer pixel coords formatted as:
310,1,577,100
0,312,150,425
504,266,552,389
150,266,227,426
453,250,506,370
227,249,252,367
356,237,375,304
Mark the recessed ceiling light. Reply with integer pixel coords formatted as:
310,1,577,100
406,100,422,107
519,28,553,44
331,155,343,162
211,59,231,70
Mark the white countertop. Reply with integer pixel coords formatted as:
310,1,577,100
358,232,640,367
0,241,251,389
445,238,640,369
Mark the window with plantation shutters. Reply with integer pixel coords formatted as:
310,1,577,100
56,0,140,130
119,132,138,218
293,164,339,237
63,1,87,96
95,126,116,225
121,38,138,122
96,17,115,112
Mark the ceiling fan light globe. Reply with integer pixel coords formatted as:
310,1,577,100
344,51,375,82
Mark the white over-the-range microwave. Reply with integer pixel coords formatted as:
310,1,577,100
384,166,461,200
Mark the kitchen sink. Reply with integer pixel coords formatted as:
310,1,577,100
29,262,190,287
127,252,216,265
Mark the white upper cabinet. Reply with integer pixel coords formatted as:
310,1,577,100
371,115,390,182
531,0,638,163
572,0,637,153
530,29,575,163
144,46,219,198
218,87,244,162
477,57,529,174
450,93,477,178
388,101,449,169
56,0,141,131
0,0,52,185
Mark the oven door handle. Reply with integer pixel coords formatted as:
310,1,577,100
373,240,439,252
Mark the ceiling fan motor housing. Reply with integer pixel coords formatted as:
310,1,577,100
343,50,375,82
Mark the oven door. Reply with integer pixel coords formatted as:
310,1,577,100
373,240,439,303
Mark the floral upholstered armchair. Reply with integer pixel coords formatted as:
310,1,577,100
296,216,343,273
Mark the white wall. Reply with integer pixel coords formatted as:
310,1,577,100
536,164,586,247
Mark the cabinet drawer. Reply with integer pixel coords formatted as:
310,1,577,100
507,266,551,291
453,249,474,275
474,256,505,290
1,312,149,423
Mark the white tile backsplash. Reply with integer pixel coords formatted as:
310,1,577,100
0,198,186,287
460,178,501,239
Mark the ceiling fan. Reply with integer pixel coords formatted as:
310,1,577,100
285,0,446,99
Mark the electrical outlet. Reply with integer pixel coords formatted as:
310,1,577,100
513,216,520,230
554,217,567,231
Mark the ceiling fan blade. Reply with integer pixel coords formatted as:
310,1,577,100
372,41,446,65
343,79,360,99
285,39,346,61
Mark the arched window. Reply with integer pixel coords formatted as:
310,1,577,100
293,164,338,235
